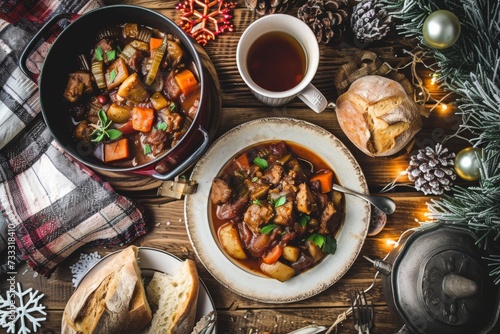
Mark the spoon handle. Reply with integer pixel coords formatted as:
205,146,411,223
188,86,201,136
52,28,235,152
331,184,396,215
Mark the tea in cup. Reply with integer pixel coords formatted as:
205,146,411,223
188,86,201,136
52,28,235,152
236,14,327,113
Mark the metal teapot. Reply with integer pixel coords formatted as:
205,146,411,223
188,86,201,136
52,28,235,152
372,224,500,334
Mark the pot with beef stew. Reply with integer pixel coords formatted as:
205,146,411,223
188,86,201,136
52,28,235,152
20,5,221,180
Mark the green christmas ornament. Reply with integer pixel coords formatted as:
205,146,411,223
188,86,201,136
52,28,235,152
454,147,482,181
422,9,461,49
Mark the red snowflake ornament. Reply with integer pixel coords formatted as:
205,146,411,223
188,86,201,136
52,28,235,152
176,0,236,45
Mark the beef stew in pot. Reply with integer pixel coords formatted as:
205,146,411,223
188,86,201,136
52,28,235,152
64,23,201,167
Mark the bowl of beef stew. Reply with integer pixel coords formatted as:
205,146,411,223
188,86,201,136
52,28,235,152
19,5,221,180
185,118,371,303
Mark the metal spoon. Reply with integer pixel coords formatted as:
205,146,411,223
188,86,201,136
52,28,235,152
331,183,396,215
298,158,396,215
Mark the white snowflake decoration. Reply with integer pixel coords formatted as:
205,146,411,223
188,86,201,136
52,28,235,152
0,283,47,334
70,251,101,287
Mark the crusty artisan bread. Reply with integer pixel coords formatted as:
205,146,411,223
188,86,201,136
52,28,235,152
144,259,199,334
62,246,152,334
336,75,422,157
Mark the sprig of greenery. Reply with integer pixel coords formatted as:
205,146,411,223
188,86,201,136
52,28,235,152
307,233,337,254
90,109,122,143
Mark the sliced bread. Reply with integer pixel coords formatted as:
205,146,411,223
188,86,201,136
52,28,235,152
144,259,199,334
62,245,152,334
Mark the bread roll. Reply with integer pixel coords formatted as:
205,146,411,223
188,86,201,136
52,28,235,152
62,246,152,334
144,259,199,334
336,75,422,157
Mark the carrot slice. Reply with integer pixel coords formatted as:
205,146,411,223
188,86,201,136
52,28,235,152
174,69,198,96
310,169,334,193
104,138,130,162
149,37,163,50
262,244,283,264
130,106,155,133
234,152,251,171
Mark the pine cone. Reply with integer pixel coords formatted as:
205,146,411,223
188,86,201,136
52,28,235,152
297,0,349,44
245,0,298,15
406,143,456,195
350,0,392,43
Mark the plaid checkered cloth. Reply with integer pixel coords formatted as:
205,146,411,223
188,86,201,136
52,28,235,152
0,0,148,277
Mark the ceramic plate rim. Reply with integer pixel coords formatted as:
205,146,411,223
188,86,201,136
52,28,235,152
76,247,216,332
184,117,370,303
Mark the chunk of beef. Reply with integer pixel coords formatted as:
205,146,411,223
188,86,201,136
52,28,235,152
245,179,270,200
237,222,253,249
143,129,168,156
263,164,283,186
319,201,337,234
164,112,183,133
291,253,314,271
63,71,93,103
296,183,318,215
73,120,93,142
269,141,288,157
211,177,233,205
243,202,274,234
217,195,248,221
95,38,114,64
126,48,144,73
246,232,271,258
274,201,293,225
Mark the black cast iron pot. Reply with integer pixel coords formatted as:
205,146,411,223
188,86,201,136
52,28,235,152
19,5,221,180
373,224,500,334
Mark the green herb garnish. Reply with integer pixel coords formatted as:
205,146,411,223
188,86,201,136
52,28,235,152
298,214,311,227
261,223,277,234
90,109,122,143
307,233,337,254
95,46,104,61
251,176,258,182
156,122,168,131
109,69,117,83
253,157,268,170
169,103,176,111
144,144,152,155
106,50,116,61
252,199,262,206
273,196,286,207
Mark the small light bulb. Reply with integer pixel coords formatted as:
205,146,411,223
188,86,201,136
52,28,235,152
441,103,448,111
386,239,398,247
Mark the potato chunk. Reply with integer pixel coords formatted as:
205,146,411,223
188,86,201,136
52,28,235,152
282,246,300,262
117,72,149,103
105,58,129,90
218,223,247,260
107,103,131,123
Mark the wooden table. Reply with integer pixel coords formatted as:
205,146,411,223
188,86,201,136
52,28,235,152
4,0,499,333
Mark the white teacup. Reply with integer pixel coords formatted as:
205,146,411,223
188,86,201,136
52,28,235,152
236,14,327,113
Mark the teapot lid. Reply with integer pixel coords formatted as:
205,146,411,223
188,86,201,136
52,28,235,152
390,224,500,334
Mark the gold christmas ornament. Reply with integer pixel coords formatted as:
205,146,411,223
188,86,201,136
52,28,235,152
422,10,461,49
454,147,482,181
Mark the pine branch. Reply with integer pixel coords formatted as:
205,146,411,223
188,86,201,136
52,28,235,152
427,149,500,247
456,64,500,151
383,0,500,283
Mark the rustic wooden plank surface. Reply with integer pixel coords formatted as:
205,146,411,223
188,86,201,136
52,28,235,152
3,0,499,333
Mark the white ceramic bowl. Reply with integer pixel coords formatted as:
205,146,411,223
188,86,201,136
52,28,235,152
184,118,370,303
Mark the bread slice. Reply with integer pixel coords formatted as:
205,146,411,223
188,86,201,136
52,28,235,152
144,259,199,334
62,246,152,334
